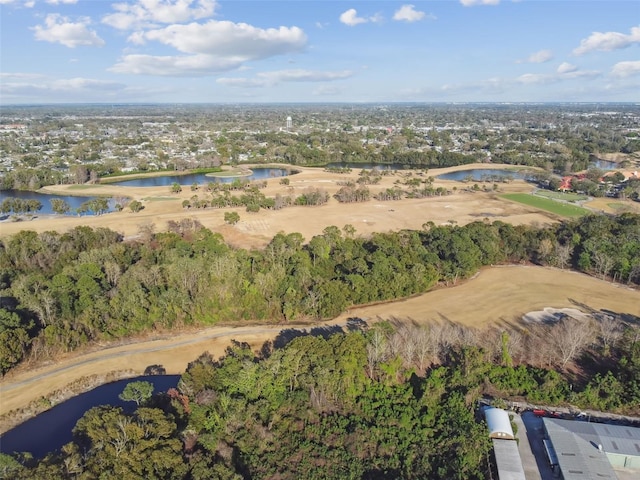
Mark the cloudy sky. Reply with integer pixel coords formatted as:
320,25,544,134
1,0,639,104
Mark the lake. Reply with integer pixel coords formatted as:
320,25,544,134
0,190,114,215
436,168,532,181
110,167,292,187
0,375,179,459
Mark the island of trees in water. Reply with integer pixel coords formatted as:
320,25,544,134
0,213,639,478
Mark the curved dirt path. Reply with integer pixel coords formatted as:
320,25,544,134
0,320,349,420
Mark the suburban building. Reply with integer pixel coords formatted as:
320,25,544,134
543,417,640,479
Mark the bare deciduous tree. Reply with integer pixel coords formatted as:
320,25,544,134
554,242,573,269
551,317,596,369
366,328,388,379
596,314,623,355
592,250,613,280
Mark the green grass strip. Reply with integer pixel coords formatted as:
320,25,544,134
501,193,591,218
142,196,179,202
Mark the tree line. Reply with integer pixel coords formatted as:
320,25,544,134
0,214,638,375
0,197,111,217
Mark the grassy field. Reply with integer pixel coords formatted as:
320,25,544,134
502,193,591,217
534,190,588,202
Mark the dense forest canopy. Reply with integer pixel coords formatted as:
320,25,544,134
0,210,638,478
0,214,638,376
2,315,640,479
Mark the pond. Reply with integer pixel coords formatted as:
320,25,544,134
110,167,292,187
436,168,532,182
0,190,115,215
589,159,619,170
0,375,179,459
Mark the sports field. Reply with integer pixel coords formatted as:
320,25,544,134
501,193,591,218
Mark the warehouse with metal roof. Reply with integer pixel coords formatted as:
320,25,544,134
491,439,526,480
543,417,640,479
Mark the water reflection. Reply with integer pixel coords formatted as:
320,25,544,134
436,169,531,181
0,375,179,458
110,167,291,187
0,190,114,215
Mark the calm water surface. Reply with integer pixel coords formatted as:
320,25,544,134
0,190,114,215
110,167,291,187
0,375,179,458
436,168,531,181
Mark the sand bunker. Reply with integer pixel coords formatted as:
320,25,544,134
522,307,593,324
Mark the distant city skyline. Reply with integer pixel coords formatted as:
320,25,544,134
1,1,639,104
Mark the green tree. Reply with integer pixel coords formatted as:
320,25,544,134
119,380,154,406
224,211,240,225
129,199,143,212
49,198,70,215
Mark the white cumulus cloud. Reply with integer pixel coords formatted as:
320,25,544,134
557,62,578,74
340,8,368,26
1,77,125,97
0,75,164,103
460,0,500,6
103,0,216,30
110,53,246,76
518,66,600,85
32,14,105,48
393,5,427,23
0,0,34,7
111,17,307,77
611,60,640,78
45,0,79,5
573,25,640,55
134,21,306,57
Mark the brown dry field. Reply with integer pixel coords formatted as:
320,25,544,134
1,164,639,421
1,164,560,248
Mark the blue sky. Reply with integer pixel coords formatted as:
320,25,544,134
1,0,639,104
